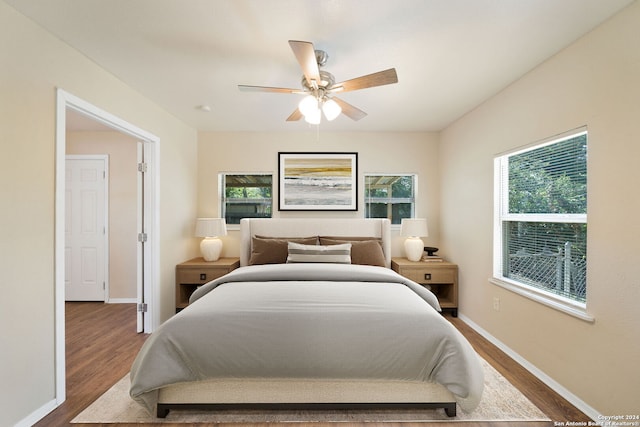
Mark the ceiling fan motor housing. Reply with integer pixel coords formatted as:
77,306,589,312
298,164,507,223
299,50,333,93
301,70,335,92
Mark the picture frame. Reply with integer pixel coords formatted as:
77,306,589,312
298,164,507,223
278,152,358,211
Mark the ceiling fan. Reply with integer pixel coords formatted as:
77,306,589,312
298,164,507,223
238,40,398,124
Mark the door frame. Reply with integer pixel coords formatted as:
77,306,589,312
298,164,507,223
65,154,110,302
54,88,160,405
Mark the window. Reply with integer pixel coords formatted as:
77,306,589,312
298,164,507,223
220,173,272,225
364,174,416,224
493,129,588,314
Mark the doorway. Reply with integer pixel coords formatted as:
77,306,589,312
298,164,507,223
54,89,160,406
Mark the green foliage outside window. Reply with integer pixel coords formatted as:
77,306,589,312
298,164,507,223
221,174,272,224
508,134,587,214
365,175,415,224
499,132,587,303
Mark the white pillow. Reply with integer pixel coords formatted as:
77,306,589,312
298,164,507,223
286,242,351,264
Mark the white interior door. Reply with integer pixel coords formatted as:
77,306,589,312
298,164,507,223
65,155,108,301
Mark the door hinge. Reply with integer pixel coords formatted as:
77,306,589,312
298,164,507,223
138,232,148,242
138,162,148,173
137,303,148,313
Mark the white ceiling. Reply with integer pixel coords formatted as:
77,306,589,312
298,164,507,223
6,0,634,132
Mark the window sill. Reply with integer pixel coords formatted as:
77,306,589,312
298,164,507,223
489,277,595,323
226,224,240,232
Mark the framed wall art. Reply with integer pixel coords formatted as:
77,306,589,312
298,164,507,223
278,152,358,211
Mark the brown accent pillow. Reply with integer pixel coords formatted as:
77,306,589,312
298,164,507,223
319,236,382,243
319,238,386,267
249,236,318,265
255,235,319,243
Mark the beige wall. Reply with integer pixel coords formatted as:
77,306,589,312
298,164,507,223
0,2,197,425
439,1,640,415
197,131,442,258
66,131,138,300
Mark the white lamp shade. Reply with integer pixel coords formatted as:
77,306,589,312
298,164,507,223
195,218,227,238
400,218,429,238
322,98,342,121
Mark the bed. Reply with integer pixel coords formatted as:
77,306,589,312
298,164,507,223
129,218,484,418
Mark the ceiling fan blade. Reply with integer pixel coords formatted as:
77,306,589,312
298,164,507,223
286,108,303,121
288,40,321,89
238,85,305,94
331,68,398,93
332,97,367,121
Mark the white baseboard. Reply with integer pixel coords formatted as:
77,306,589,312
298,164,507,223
458,312,601,422
107,298,137,304
14,399,58,427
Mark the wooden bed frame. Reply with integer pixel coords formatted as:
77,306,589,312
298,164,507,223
156,218,457,418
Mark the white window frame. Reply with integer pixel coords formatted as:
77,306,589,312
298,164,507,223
491,128,593,322
219,172,273,230
364,173,417,227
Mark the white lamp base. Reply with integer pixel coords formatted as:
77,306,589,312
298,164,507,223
404,237,424,262
200,237,222,262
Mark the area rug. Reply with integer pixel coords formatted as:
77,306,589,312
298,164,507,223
72,358,549,423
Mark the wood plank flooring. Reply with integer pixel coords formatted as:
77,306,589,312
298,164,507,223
35,302,590,427
34,303,147,427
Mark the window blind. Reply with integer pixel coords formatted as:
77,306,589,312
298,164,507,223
496,129,587,304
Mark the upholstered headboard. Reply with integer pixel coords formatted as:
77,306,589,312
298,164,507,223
240,218,391,268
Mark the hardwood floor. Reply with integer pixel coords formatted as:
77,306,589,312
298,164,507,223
34,303,147,427
35,302,590,427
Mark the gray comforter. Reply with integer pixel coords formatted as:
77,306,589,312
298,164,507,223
130,263,484,413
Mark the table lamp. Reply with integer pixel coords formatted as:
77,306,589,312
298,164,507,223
400,218,429,262
195,218,227,261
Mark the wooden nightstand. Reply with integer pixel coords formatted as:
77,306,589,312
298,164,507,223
391,257,459,317
175,257,240,312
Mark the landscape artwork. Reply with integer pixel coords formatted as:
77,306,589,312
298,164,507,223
278,152,358,211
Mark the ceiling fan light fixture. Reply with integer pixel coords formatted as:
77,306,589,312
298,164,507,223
238,41,398,124
298,95,319,117
304,108,321,125
322,98,341,121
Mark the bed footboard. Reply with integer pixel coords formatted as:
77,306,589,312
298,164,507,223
156,401,456,418
155,378,457,419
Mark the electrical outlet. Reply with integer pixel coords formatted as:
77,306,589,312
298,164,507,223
493,297,500,311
